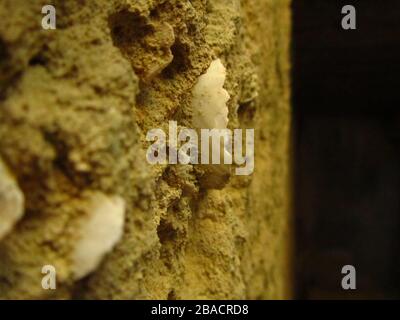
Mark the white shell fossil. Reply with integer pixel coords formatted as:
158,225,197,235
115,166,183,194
72,192,125,280
0,159,25,241
191,59,232,167
191,59,230,129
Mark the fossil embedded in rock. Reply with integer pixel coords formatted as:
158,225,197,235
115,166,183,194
0,159,25,241
191,59,230,129
72,192,125,280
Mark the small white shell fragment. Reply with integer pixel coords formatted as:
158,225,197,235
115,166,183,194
191,59,230,129
72,192,125,280
0,159,24,241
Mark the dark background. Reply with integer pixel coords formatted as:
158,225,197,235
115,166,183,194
293,0,400,298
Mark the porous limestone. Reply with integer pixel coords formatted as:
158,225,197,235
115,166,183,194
0,0,292,300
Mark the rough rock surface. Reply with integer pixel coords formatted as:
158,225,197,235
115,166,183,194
0,0,291,299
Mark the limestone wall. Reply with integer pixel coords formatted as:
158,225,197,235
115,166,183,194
0,0,291,299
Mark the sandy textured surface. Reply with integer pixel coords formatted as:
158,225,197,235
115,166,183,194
0,0,291,299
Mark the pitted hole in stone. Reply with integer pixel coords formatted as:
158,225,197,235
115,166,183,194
162,40,191,78
157,218,177,245
237,101,256,125
0,38,8,63
28,53,48,67
109,10,153,47
167,290,177,300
